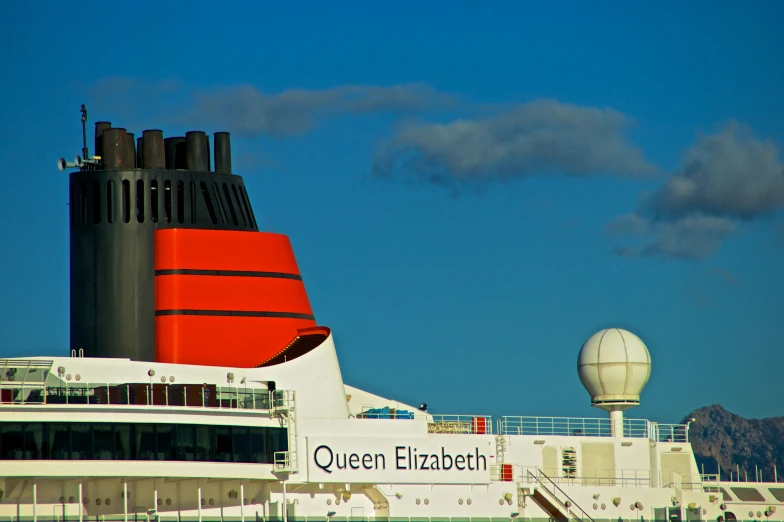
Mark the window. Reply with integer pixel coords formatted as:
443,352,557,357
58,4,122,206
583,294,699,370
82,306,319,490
93,423,115,459
71,423,91,459
156,424,175,460
232,426,250,462
0,422,288,464
175,424,196,461
730,487,765,502
0,422,287,464
215,426,232,462
769,488,784,502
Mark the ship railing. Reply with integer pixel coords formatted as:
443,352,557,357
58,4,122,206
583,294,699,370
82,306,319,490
652,423,690,443
0,359,52,387
427,414,493,435
351,408,495,435
516,465,686,489
501,416,652,438
525,467,596,522
272,389,295,412
699,473,721,493
355,405,417,420
674,473,716,492
0,381,281,413
274,450,294,472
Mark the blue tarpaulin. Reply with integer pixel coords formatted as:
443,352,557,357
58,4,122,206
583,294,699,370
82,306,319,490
363,407,414,419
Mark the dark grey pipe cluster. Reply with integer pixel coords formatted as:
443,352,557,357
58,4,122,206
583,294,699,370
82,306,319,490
94,122,231,173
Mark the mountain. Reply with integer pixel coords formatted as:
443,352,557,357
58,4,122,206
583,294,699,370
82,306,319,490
683,405,784,482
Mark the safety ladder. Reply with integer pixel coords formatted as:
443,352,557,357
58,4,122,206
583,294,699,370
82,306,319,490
495,434,506,463
272,390,298,473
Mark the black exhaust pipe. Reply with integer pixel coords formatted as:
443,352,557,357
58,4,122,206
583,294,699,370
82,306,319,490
204,134,211,172
214,132,232,174
125,132,136,170
185,131,209,172
164,137,186,170
143,130,165,169
94,121,111,162
136,136,144,168
102,128,128,169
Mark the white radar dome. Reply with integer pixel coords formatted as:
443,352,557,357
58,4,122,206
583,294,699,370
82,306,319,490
577,328,651,411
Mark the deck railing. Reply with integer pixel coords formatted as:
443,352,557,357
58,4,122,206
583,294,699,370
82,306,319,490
653,423,689,442
0,382,279,413
427,414,493,435
501,416,689,442
516,465,686,489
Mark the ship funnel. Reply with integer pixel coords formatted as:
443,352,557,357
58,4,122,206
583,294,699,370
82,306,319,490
66,104,271,365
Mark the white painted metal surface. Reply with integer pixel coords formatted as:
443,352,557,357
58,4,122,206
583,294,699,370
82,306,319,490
0,329,780,522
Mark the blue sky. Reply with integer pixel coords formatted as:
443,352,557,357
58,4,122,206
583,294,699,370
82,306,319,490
0,0,782,424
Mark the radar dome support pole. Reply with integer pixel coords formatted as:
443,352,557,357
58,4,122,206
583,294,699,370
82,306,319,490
610,410,623,438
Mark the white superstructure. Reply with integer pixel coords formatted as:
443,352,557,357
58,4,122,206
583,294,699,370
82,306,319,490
1,328,781,522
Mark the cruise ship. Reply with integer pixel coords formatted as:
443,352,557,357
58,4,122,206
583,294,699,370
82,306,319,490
1,106,782,522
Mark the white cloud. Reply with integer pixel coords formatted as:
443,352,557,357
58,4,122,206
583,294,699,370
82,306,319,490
608,122,784,260
371,99,658,185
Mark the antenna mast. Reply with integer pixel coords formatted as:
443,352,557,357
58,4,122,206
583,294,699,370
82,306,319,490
80,104,88,161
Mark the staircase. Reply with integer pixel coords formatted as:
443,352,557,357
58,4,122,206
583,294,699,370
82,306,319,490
272,389,299,473
526,469,595,522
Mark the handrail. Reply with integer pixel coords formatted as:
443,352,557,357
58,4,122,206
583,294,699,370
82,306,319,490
501,416,689,442
518,465,686,489
0,381,276,413
428,414,493,435
528,468,596,522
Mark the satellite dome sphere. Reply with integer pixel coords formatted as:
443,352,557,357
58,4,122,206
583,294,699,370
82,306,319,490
577,328,651,411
